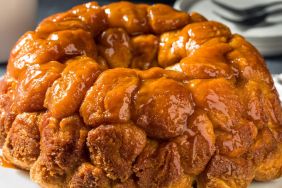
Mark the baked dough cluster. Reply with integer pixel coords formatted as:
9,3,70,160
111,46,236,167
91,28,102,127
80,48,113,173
0,1,281,188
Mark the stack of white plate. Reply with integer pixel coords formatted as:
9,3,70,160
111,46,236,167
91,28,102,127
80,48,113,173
174,0,282,56
273,74,282,102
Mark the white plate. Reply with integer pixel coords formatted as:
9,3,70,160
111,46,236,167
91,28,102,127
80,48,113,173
1,149,282,188
0,149,38,188
273,74,282,102
174,0,282,56
0,167,39,188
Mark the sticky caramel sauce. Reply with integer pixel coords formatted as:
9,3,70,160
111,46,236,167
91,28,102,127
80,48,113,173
0,155,15,169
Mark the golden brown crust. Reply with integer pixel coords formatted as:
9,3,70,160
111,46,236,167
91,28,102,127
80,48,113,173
2,113,41,170
68,163,111,188
30,115,88,187
87,123,146,181
133,141,192,188
0,1,281,188
198,155,255,188
254,143,282,181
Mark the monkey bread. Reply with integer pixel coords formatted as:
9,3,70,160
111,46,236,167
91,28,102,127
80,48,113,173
0,1,281,188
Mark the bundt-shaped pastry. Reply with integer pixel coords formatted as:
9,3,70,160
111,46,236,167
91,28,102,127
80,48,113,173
0,1,282,188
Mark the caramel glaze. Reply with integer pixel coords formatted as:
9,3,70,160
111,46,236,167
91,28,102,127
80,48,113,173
0,155,15,169
0,1,281,188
